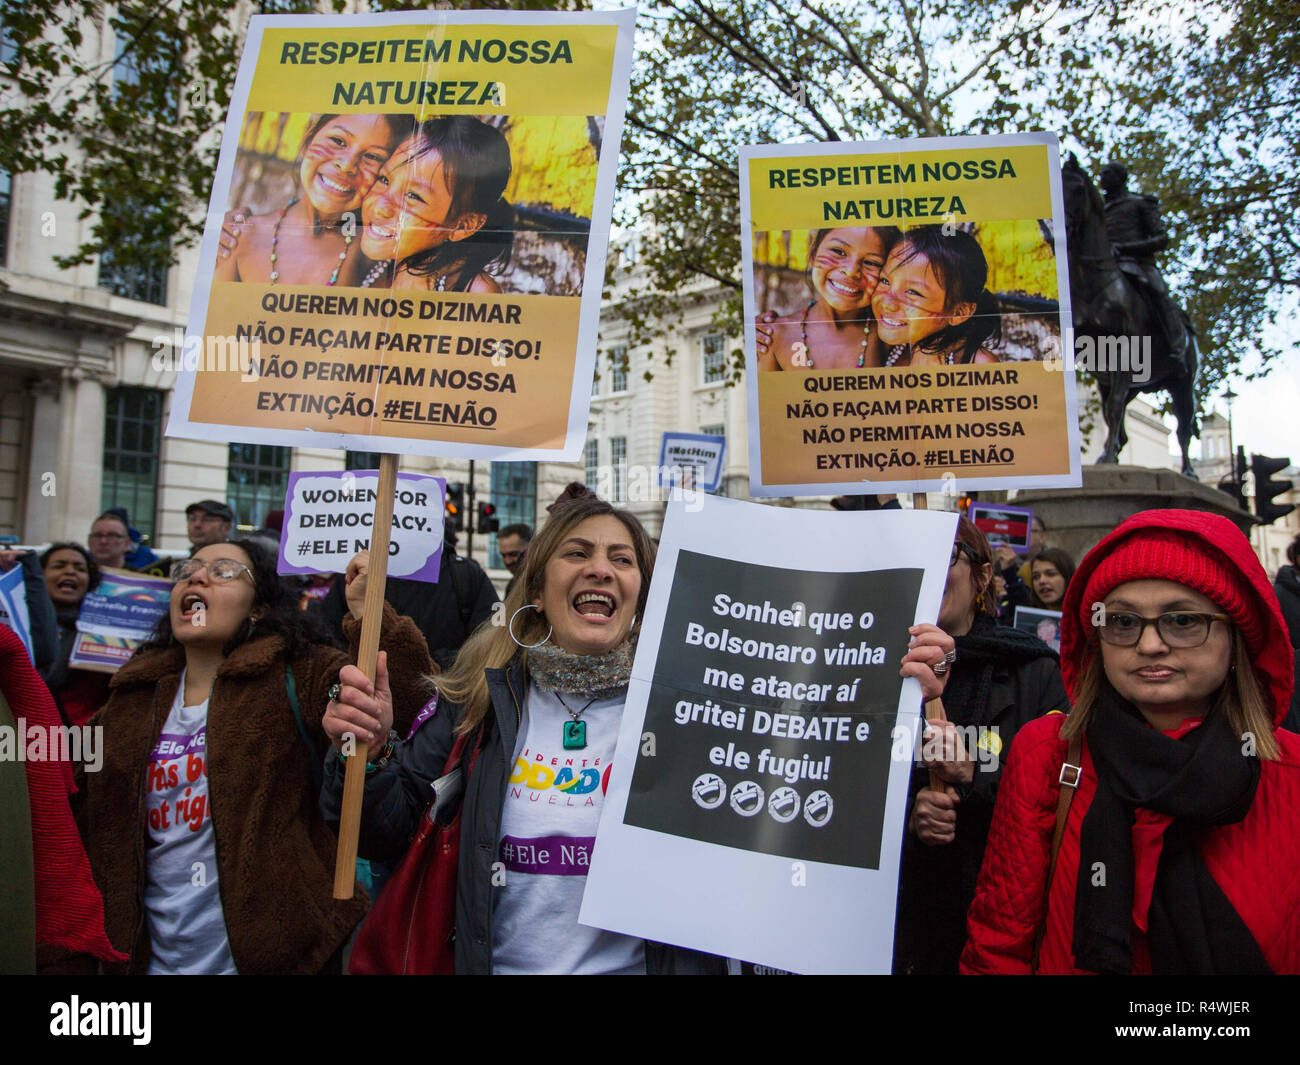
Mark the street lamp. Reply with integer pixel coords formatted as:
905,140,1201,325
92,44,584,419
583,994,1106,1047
1221,384,1237,478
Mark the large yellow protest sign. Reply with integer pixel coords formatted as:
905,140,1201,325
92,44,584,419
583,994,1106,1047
740,133,1082,496
168,9,634,461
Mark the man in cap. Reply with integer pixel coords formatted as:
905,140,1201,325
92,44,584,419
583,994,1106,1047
185,500,234,551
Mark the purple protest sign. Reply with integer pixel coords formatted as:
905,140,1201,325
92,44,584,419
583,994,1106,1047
277,470,445,584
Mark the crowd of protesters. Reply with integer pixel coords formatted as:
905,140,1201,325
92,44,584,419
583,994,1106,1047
1,484,1298,976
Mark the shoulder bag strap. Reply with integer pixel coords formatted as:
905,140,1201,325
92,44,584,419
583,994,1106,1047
1032,732,1083,971
285,663,324,795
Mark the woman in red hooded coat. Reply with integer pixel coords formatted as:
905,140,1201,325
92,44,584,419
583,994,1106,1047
962,509,1300,974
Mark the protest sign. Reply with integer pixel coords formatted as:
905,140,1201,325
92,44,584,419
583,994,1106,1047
657,432,726,493
1013,605,1062,653
968,501,1034,552
68,571,171,673
740,132,1081,497
0,565,34,664
580,496,957,974
166,8,635,462
277,470,445,582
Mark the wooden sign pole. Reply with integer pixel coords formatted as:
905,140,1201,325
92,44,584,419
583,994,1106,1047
333,451,400,899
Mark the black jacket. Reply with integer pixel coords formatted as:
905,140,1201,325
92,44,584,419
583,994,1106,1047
320,551,498,669
321,659,723,974
892,626,1068,975
13,551,58,678
1274,565,1300,650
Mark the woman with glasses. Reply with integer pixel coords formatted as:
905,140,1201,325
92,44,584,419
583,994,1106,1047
77,539,434,974
893,516,1067,974
963,510,1300,974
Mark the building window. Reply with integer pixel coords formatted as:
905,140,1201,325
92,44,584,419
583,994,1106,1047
111,9,181,120
0,169,9,269
345,450,381,471
98,198,169,305
227,443,290,530
701,333,727,384
701,423,725,440
487,461,536,568
584,438,599,488
102,387,162,541
610,436,627,503
608,344,629,393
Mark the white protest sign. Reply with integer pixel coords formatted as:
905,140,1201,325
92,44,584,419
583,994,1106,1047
579,495,957,974
278,470,445,582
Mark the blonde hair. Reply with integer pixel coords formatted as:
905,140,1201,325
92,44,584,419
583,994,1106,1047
1061,629,1279,759
436,497,657,735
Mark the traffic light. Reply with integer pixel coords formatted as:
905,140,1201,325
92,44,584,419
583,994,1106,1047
445,483,465,532
1251,454,1295,525
477,500,499,534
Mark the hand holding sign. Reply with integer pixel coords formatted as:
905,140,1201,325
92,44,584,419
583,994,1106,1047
899,622,955,702
910,785,958,846
920,719,975,786
322,651,392,759
344,550,371,620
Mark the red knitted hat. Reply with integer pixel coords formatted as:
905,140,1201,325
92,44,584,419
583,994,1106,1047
1060,509,1294,726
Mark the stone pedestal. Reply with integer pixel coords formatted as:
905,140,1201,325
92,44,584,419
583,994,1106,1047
1014,465,1253,562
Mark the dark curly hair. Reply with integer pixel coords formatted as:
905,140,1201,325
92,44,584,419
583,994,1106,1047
392,116,514,290
40,541,102,598
138,538,336,658
888,225,1002,363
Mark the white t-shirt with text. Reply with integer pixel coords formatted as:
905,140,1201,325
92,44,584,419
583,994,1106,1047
491,685,645,975
143,672,237,975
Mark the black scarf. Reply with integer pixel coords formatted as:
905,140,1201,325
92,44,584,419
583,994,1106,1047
1073,682,1271,974
942,613,1057,727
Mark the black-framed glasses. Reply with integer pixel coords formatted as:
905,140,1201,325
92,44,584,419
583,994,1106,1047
949,542,982,568
1096,611,1231,648
170,558,254,584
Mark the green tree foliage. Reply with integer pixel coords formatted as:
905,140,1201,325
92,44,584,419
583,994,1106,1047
0,0,1290,404
613,0,1121,376
0,0,565,273
614,0,1296,397
0,0,254,271
1066,0,1298,394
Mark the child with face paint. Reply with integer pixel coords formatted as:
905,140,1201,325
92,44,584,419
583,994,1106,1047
355,116,515,294
872,226,1002,366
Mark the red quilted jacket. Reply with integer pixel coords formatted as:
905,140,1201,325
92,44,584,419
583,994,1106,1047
961,712,1300,974
963,508,1300,974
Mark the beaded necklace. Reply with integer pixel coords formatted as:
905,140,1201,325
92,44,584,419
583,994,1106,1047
799,299,869,368
884,345,956,368
269,198,351,286
359,262,449,291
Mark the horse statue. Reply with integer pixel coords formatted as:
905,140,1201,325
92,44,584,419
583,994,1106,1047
1060,154,1199,477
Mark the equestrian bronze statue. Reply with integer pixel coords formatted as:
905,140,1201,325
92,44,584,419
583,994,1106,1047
1061,156,1199,477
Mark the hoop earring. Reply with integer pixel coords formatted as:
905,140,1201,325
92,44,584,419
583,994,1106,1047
509,604,552,650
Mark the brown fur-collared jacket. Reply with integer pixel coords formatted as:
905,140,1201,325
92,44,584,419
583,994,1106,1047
81,602,433,974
